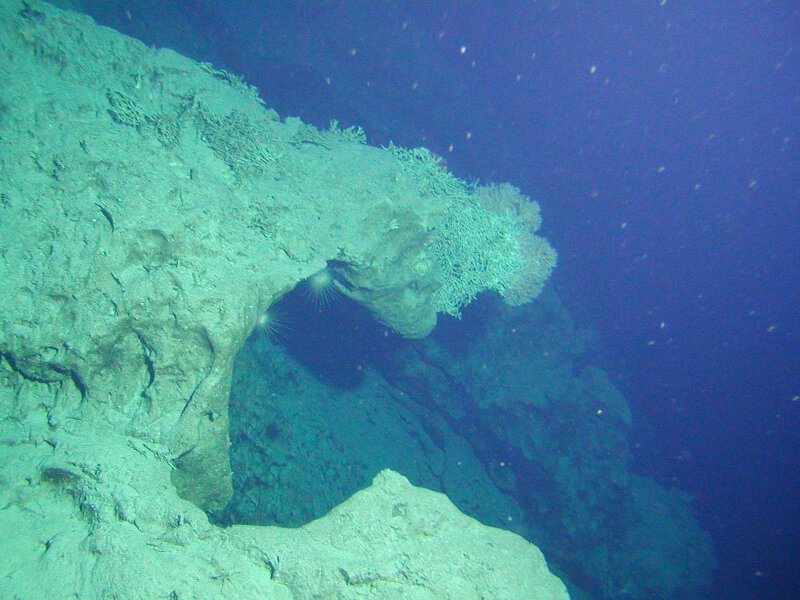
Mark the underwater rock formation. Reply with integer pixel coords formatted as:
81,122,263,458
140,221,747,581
0,1,566,598
226,289,716,599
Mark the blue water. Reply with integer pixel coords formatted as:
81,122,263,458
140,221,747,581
79,1,799,597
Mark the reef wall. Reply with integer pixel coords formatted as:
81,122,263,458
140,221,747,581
0,1,565,598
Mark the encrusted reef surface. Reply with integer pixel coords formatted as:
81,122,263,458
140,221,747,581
0,1,567,598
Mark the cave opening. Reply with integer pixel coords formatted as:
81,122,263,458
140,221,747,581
218,276,525,533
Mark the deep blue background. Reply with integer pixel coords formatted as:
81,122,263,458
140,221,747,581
82,1,800,597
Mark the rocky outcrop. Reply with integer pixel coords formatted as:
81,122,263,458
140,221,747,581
0,1,566,598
